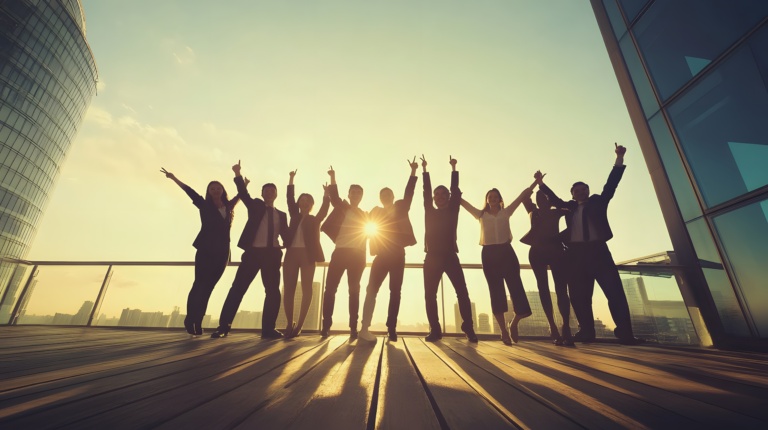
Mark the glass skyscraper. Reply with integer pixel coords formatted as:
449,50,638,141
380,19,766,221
0,0,97,320
591,0,768,350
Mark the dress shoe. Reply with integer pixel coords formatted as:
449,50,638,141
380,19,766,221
425,331,442,342
261,329,284,339
184,319,195,335
349,328,358,340
388,329,398,342
320,327,329,338
210,327,229,339
552,336,564,346
358,328,376,342
464,327,479,343
572,330,596,343
501,334,513,346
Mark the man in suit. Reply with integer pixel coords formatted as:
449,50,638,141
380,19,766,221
422,155,477,343
358,158,419,342
211,160,288,339
320,166,367,339
537,143,642,345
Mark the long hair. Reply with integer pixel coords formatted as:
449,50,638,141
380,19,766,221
205,180,235,226
298,193,315,213
480,188,504,216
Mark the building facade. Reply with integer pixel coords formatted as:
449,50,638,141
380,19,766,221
0,0,97,323
591,0,768,350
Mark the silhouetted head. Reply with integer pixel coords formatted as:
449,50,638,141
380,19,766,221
536,190,551,209
205,181,227,202
483,188,504,211
570,181,589,203
433,185,450,209
297,193,314,214
379,187,394,207
262,183,278,204
348,184,364,206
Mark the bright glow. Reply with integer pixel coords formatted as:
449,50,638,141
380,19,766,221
364,222,378,237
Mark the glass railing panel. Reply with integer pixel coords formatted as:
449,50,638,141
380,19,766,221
0,261,34,324
15,265,107,325
275,265,327,333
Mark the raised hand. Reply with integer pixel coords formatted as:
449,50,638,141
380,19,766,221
534,170,546,182
408,156,418,171
615,142,626,157
322,182,329,197
160,167,176,180
244,176,250,187
449,155,457,171
232,160,242,175
289,169,298,178
420,154,427,171
327,165,335,177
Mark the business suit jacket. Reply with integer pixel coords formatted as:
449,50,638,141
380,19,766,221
539,165,626,243
320,184,367,244
519,197,567,247
286,185,331,262
182,185,239,252
369,175,418,256
423,171,461,254
234,176,288,250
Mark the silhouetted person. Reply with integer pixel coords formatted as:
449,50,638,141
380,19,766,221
460,183,534,345
161,168,241,336
211,160,288,339
520,188,572,346
359,158,419,343
283,169,330,338
537,144,642,345
422,155,477,343
320,166,367,339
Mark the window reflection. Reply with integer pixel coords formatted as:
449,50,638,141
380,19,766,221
713,198,768,337
668,40,768,207
633,0,768,100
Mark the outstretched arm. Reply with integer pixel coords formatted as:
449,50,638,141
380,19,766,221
449,156,461,209
601,143,627,200
421,155,433,209
460,199,482,219
232,160,254,203
401,157,418,210
162,167,205,207
327,165,343,207
287,170,298,218
316,183,331,222
536,170,569,209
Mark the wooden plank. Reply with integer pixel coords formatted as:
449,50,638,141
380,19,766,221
1,336,330,428
495,341,765,428
375,338,441,430
404,338,517,429
154,335,352,429
237,337,382,429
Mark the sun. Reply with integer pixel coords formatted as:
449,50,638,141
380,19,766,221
364,222,378,237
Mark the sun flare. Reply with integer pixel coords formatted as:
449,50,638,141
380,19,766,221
364,222,378,237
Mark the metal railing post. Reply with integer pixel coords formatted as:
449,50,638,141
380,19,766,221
87,265,113,326
9,265,38,326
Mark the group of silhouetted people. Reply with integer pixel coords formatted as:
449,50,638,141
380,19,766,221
162,143,643,346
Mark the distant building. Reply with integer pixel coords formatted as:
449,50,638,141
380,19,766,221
276,281,322,331
478,313,491,333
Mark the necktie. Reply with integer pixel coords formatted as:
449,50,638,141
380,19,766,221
582,205,590,241
267,208,275,248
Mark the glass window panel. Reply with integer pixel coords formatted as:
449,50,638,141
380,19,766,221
602,0,627,39
619,33,659,118
648,112,702,221
668,46,768,207
686,218,750,335
713,198,768,337
633,1,768,100
618,0,649,23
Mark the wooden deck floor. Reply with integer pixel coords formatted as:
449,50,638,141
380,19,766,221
1,327,767,429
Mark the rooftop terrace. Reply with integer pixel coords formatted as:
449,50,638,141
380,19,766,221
1,326,766,429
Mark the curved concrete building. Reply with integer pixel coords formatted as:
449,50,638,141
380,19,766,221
0,0,97,259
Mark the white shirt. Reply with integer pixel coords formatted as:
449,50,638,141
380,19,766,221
570,202,598,242
252,207,281,248
291,217,306,248
463,190,528,246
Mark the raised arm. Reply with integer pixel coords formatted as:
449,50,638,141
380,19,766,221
460,198,482,219
601,143,627,201
161,167,205,207
401,157,418,210
232,160,255,204
327,165,343,207
316,183,331,222
536,170,568,210
502,178,537,216
421,155,433,210
449,156,461,209
287,170,299,218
